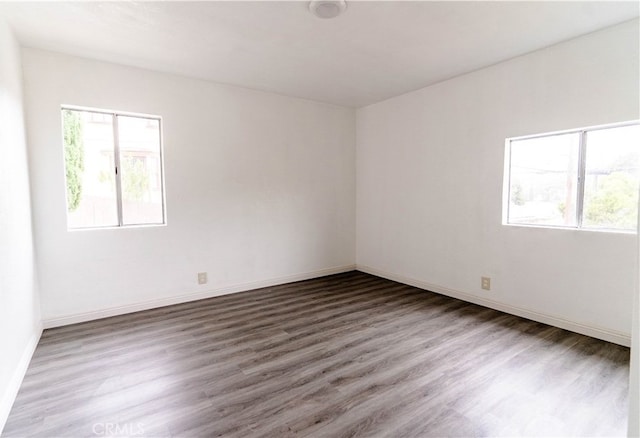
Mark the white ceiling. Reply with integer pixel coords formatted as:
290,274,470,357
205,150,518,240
1,1,638,107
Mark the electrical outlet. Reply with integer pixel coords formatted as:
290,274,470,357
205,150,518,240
481,276,491,291
198,272,207,285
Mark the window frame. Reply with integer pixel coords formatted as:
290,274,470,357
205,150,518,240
503,120,640,233
61,105,167,230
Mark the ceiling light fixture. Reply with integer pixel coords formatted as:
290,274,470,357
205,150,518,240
309,0,347,19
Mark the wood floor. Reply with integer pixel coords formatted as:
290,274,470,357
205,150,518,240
3,271,630,437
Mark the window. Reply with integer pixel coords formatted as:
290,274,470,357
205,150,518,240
505,122,640,232
62,107,165,229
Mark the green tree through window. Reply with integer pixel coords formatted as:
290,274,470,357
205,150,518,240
63,109,84,212
584,172,638,229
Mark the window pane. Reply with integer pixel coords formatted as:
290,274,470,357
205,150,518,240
63,109,118,228
117,116,164,225
508,133,580,227
583,125,640,231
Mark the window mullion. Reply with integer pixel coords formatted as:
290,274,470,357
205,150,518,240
576,131,587,228
113,114,124,226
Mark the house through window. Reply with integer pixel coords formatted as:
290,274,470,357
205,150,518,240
62,107,165,229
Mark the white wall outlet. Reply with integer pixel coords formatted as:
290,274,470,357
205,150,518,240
197,272,207,285
481,276,491,291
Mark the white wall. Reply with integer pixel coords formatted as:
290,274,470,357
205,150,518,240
356,19,639,345
0,21,42,433
630,200,640,435
22,49,355,325
630,264,639,436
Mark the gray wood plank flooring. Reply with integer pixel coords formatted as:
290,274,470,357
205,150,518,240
3,271,630,437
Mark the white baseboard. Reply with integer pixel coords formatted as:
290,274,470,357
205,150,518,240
43,265,356,329
356,264,631,347
0,323,43,436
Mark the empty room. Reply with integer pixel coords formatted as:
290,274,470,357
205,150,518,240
1,1,639,436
